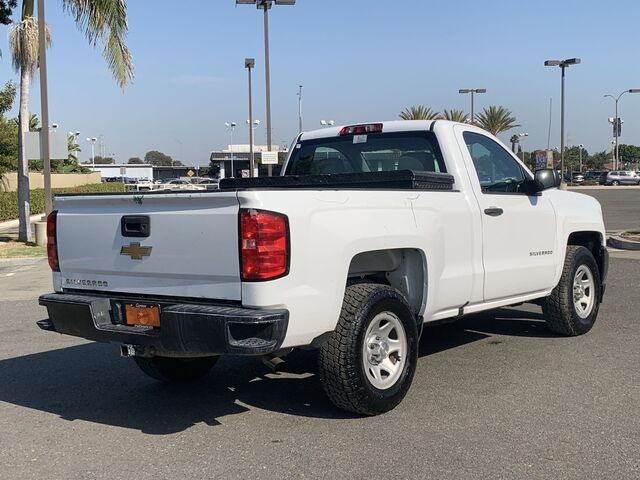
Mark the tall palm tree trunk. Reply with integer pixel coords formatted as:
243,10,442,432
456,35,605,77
17,64,31,242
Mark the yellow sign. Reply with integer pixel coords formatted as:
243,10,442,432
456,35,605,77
187,169,195,177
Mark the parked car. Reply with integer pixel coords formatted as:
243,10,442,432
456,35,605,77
584,170,606,181
38,120,608,415
197,179,220,190
599,171,640,185
564,172,584,184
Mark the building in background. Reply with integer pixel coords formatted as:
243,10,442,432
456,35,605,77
210,144,288,178
90,164,153,181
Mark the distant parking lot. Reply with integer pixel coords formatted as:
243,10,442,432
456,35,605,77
572,187,640,231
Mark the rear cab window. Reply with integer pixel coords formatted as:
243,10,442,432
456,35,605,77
285,131,447,176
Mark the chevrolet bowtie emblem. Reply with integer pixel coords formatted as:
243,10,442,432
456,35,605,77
120,242,152,260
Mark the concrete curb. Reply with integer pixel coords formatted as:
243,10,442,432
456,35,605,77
607,235,640,251
0,214,45,233
568,185,640,190
0,256,47,267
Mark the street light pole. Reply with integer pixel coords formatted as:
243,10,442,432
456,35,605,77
518,132,529,162
544,58,581,188
225,122,237,178
245,58,256,177
578,144,583,172
87,137,97,169
37,0,52,216
604,89,640,170
458,88,486,124
236,0,296,176
298,85,303,133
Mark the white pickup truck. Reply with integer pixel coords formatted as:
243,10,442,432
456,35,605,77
38,120,608,415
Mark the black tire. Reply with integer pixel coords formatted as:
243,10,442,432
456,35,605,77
318,283,419,415
134,355,218,382
543,246,601,336
612,180,620,186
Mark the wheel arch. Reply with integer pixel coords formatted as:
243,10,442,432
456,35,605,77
566,230,606,281
346,248,427,320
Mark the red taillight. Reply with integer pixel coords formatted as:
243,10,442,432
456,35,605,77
239,209,289,281
47,210,59,272
339,123,383,136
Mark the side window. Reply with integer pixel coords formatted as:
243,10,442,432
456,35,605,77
463,132,527,194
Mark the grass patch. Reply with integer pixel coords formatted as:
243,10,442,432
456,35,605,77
0,240,46,258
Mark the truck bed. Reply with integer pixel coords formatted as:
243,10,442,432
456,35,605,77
219,170,454,191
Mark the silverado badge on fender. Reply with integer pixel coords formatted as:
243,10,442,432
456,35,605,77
120,242,152,260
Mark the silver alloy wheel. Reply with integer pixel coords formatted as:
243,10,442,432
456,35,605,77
573,264,595,319
362,311,407,390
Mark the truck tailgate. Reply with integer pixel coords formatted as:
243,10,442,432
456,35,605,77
54,191,241,301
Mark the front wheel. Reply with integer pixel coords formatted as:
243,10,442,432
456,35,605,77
134,355,218,382
543,246,601,336
612,180,620,186
318,283,419,415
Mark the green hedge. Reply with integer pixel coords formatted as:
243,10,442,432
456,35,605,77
0,183,127,222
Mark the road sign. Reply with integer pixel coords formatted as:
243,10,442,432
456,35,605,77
261,151,279,165
25,130,69,160
187,169,195,177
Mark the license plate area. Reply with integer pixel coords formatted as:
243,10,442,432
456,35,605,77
124,303,161,327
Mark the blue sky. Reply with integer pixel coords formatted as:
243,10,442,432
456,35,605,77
1,0,640,166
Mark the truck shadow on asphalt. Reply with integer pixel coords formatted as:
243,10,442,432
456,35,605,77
0,307,555,434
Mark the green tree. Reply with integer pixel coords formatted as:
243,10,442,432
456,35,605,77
92,155,114,164
0,0,16,24
9,0,134,242
442,109,468,122
617,144,640,168
399,105,440,120
510,134,519,153
586,150,608,170
475,106,520,136
145,150,181,166
127,156,144,164
0,81,18,176
67,132,80,162
562,145,590,171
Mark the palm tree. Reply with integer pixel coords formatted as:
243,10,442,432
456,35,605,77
399,105,441,121
9,0,134,242
475,106,520,136
67,133,80,162
442,109,469,123
510,134,519,153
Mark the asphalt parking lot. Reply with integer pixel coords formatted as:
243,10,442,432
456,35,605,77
0,189,639,480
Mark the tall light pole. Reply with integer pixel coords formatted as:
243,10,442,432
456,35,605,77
37,0,52,216
245,58,256,177
545,58,581,188
247,119,260,176
578,143,583,172
458,88,486,124
87,137,97,169
518,132,529,163
297,84,303,133
236,0,296,176
604,89,640,170
225,122,237,178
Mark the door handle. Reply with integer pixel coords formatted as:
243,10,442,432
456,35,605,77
121,215,150,237
484,207,504,217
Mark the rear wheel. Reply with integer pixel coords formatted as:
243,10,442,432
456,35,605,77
318,283,418,415
612,180,620,186
134,355,218,382
543,246,601,336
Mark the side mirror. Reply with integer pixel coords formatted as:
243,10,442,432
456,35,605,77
533,168,561,192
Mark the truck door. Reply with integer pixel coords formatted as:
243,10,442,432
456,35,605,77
454,127,557,301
